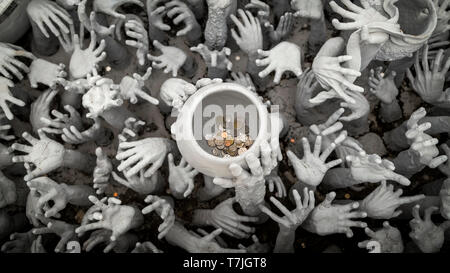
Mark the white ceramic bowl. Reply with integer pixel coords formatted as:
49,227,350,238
171,83,270,178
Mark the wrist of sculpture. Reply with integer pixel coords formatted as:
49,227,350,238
235,180,266,216
62,149,96,173
60,183,95,206
161,138,177,154
188,23,203,44
278,224,295,236
191,209,212,226
274,225,296,253
164,221,198,252
384,116,450,152
380,100,402,123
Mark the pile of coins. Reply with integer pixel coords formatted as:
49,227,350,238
206,116,254,158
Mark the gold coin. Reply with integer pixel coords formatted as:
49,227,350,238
207,139,215,147
215,138,224,146
245,139,252,146
238,147,247,155
229,149,238,156
217,144,225,150
224,139,234,147
229,143,237,152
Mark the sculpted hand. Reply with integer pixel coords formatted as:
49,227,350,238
330,0,393,44
148,41,187,77
26,0,73,38
309,108,363,156
196,197,259,239
433,0,450,35
29,59,66,88
311,55,363,104
146,0,171,31
116,137,172,177
347,151,411,186
26,177,70,218
41,105,83,135
286,136,342,187
112,169,160,194
409,205,450,253
190,44,233,71
230,9,263,56
119,68,159,105
61,118,104,144
266,12,294,45
142,195,175,239
125,19,149,66
213,151,267,189
0,77,25,120
228,72,256,93
369,67,398,104
358,222,404,253
168,154,199,199
291,0,324,19
93,147,113,195
260,188,315,231
256,42,303,84
30,89,58,133
0,43,35,80
33,214,77,253
405,107,448,168
78,2,116,38
303,192,367,237
11,130,65,181
160,78,196,109
75,196,144,241
360,181,425,219
1,231,34,253
82,81,123,119
69,30,106,79
296,68,320,109
30,235,46,253
113,119,161,194
406,46,450,104
83,229,136,253
93,0,144,19
245,0,270,25
339,91,370,122
165,0,201,37
265,173,287,198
